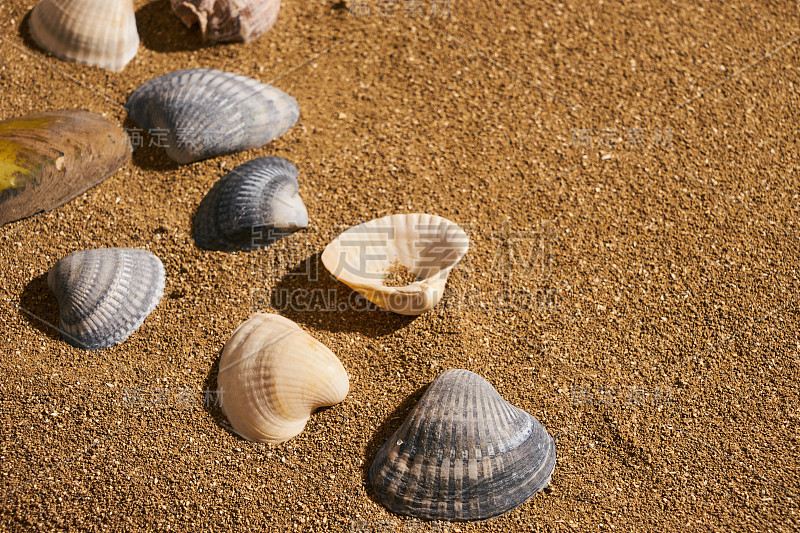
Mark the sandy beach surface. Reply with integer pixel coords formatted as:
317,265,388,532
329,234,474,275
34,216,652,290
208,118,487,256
0,0,798,530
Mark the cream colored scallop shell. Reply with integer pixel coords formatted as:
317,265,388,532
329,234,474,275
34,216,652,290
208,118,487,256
217,313,349,444
29,0,139,72
321,213,469,315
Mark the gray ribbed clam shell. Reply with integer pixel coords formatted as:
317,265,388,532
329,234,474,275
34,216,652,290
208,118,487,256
125,69,299,164
193,157,308,251
47,248,166,350
369,369,556,522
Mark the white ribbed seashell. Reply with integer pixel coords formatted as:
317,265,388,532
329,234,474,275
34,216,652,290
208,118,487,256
217,313,349,443
170,0,281,43
29,0,139,72
321,214,469,315
125,69,299,164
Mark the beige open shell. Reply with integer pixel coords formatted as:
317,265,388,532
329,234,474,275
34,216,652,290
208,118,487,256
217,313,349,444
29,0,139,72
321,213,469,315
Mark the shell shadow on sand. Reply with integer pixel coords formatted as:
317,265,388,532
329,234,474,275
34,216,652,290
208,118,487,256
135,0,213,53
18,11,40,55
202,348,237,438
18,272,62,342
270,252,417,336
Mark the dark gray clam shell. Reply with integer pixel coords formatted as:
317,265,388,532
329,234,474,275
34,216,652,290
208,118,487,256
47,248,166,350
369,369,556,522
193,157,308,251
125,69,299,164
